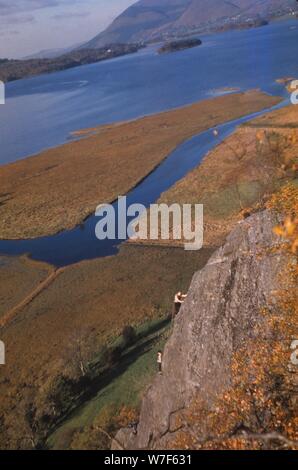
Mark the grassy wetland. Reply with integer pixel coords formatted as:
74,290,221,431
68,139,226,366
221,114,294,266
0,89,296,450
0,91,280,240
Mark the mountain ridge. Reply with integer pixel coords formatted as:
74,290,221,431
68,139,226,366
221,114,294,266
83,0,297,48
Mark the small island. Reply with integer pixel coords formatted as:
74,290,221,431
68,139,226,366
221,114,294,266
158,38,202,55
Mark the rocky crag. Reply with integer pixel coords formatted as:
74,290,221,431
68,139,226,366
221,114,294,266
114,209,297,449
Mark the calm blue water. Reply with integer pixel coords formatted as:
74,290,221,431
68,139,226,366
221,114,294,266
0,20,297,165
0,20,297,266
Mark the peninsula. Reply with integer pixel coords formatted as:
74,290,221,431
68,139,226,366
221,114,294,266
0,44,144,83
0,91,281,240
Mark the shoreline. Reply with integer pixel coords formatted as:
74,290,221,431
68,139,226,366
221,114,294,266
0,45,144,84
0,91,282,241
3,16,296,85
130,103,298,250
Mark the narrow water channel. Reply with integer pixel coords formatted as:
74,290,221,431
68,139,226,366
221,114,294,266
0,97,288,267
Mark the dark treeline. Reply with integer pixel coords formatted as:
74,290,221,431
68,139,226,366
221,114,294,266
0,44,144,83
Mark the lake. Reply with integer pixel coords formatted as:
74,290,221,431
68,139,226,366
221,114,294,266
0,20,297,265
0,20,297,165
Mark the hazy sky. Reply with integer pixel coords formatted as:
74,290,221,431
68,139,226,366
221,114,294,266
0,0,136,58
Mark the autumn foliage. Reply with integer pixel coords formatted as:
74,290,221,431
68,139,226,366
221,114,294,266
170,183,298,450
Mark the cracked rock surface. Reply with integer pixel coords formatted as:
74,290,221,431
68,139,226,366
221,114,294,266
113,210,285,449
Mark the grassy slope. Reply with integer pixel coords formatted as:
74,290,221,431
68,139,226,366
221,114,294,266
0,245,213,449
47,317,171,449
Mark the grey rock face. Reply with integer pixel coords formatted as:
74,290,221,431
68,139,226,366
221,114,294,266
113,210,284,449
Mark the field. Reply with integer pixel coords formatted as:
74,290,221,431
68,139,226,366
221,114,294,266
130,103,298,248
0,93,295,450
0,245,213,448
0,256,53,318
47,316,171,450
0,91,280,239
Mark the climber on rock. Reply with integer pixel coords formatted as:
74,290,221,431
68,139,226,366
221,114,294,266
157,350,163,374
172,291,187,319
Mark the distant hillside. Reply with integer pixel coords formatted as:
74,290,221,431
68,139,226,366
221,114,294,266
24,43,83,60
83,0,297,48
0,44,143,83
